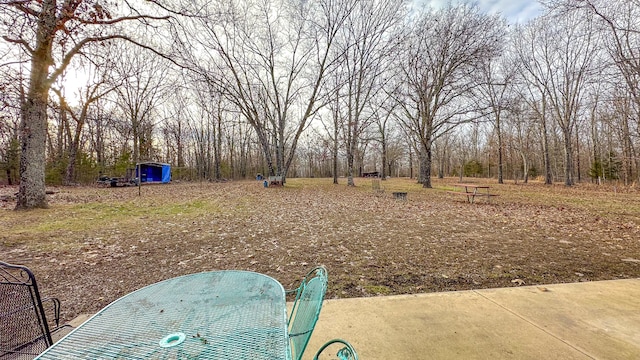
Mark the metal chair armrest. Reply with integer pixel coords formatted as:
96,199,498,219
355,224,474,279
313,339,358,360
41,297,61,329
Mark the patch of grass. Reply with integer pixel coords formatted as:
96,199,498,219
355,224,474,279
378,179,425,193
363,284,392,295
4,200,221,241
284,177,337,190
79,199,216,217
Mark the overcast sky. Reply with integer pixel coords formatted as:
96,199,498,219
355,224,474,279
415,0,543,23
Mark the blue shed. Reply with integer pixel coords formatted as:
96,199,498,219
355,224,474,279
137,162,171,183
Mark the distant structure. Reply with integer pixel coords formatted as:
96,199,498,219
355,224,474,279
137,162,171,184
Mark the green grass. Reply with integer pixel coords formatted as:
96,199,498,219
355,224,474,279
363,284,392,295
3,199,221,243
74,199,214,218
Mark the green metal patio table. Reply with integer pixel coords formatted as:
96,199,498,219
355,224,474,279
35,271,290,359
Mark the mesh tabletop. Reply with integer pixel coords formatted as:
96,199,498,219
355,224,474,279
36,271,289,359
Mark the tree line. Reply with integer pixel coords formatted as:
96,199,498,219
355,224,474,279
1,0,638,209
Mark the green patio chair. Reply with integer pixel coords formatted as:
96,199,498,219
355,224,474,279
313,339,359,360
287,266,328,360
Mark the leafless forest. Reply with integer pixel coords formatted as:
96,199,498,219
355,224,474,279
1,1,640,208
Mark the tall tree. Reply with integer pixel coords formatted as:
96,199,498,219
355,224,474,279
475,52,514,184
515,12,599,186
190,77,226,181
181,0,354,183
336,0,405,186
322,73,344,184
53,63,115,184
113,45,170,165
560,0,640,183
512,26,553,185
396,4,503,188
1,0,170,208
372,97,399,181
0,60,24,185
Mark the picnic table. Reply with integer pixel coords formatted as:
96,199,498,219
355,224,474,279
35,271,289,359
269,176,283,187
447,183,498,203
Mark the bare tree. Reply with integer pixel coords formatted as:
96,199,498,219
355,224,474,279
335,0,405,186
556,0,640,183
395,4,503,188
512,25,554,185
179,0,355,184
112,45,170,165
189,77,227,181
84,96,113,170
514,12,599,186
322,81,343,184
0,57,24,185
0,0,171,208
52,62,116,184
372,98,399,180
475,52,514,184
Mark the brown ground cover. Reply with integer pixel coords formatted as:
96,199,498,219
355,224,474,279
1,177,639,323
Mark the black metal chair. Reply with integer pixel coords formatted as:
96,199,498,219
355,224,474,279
0,261,62,359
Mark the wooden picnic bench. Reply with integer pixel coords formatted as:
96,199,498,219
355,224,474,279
447,183,498,203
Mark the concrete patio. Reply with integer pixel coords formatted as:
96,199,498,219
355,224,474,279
59,278,640,359
306,279,640,359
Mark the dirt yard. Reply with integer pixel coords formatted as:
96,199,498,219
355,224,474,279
2,178,639,323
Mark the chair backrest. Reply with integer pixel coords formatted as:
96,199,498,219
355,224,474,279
288,266,328,360
0,261,55,359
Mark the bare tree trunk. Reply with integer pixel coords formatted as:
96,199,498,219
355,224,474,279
542,99,553,185
381,140,388,179
423,145,432,188
497,113,504,184
563,131,574,186
94,111,105,168
347,141,355,187
66,140,78,185
408,142,414,179
17,2,55,209
622,117,634,185
575,129,581,183
333,120,339,185
418,146,432,188
519,150,529,183
18,95,48,208
176,122,184,168
214,111,222,180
